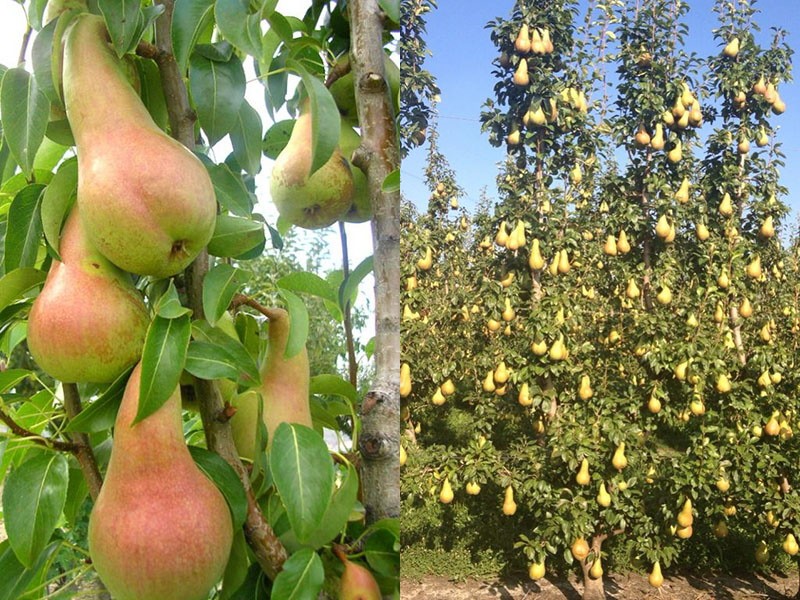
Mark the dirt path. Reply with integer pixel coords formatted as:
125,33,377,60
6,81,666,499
402,571,800,599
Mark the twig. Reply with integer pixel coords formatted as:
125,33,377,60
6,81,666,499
152,0,286,578
135,40,161,61
339,221,359,387
230,294,284,321
17,23,32,67
0,404,79,453
325,55,353,88
63,384,104,501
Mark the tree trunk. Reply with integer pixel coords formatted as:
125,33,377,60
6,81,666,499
348,0,401,523
580,536,606,600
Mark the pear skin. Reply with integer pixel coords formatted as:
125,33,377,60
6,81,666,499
28,206,149,383
88,363,233,600
64,15,216,277
339,122,372,223
271,99,354,229
338,552,381,600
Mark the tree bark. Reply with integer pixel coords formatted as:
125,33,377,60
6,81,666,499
152,0,286,578
348,0,401,523
580,535,606,600
63,383,103,501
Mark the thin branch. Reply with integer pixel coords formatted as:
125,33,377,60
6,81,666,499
230,294,284,321
339,221,359,387
325,55,353,88
135,40,161,62
63,384,104,501
0,404,79,453
153,0,286,578
17,24,32,67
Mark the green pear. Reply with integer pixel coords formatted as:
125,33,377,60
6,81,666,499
88,363,233,600
270,98,354,229
27,206,149,383
64,15,216,277
329,52,400,123
338,122,372,223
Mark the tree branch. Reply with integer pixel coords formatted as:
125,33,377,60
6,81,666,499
63,384,104,501
339,222,359,388
0,404,79,453
348,0,401,523
153,0,286,578
17,23,32,67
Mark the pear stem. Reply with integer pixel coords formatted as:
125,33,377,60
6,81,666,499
63,383,104,501
152,0,286,579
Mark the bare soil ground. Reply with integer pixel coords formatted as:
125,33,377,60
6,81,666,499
402,571,800,599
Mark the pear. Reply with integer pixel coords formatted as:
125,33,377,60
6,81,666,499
28,206,149,383
677,498,694,528
589,556,603,579
739,297,753,318
531,28,546,54
759,215,775,238
529,239,545,270
549,251,561,276
514,24,531,54
441,379,456,396
688,105,703,127
465,481,481,495
502,486,517,515
549,336,567,361
650,123,665,150
431,387,446,406
755,127,769,148
647,395,662,414
541,28,554,53
686,313,699,328
617,230,631,254
696,222,710,241
626,278,641,299
753,75,767,95
674,360,689,381
648,562,663,588
717,268,730,289
569,164,583,185
675,177,690,203
782,533,799,556
495,220,510,246
328,52,399,123
482,370,496,393
772,94,786,114
531,339,548,356
578,375,593,400
494,361,510,384
667,138,683,163
557,250,571,273
529,105,547,127
570,538,590,561
338,553,381,600
723,37,740,57
88,364,233,600
765,415,781,436
513,59,530,86
518,383,532,407
399,445,407,467
656,285,672,305
612,443,627,470
714,520,729,538
487,318,502,332
596,482,611,507
746,255,762,279
439,478,454,503
755,540,769,564
338,122,372,222
417,246,433,270
603,234,618,256
64,15,216,277
719,192,734,217
634,125,651,148
764,83,778,104
507,123,521,145
406,276,417,291
270,97,354,229
655,214,671,239
714,302,725,323
737,137,750,154
528,561,546,581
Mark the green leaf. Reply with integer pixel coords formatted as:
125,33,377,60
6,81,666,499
269,424,334,544
208,164,254,217
31,18,58,103
0,540,59,600
291,63,340,176
339,255,374,311
377,0,400,24
270,548,324,600
64,369,129,433
301,462,359,548
309,374,358,404
277,288,308,360
137,315,191,423
278,271,339,306
191,320,261,387
185,341,241,381
0,269,46,313
230,101,263,176
4,185,46,272
40,158,77,255
188,445,247,529
171,0,215,74
262,119,294,160
98,0,142,57
0,369,32,394
203,263,251,326
2,453,69,568
382,169,400,193
215,0,262,57
195,40,235,62
189,53,246,146
136,56,169,130
208,214,265,258
32,136,67,172
365,528,400,577
154,281,193,319
0,68,49,177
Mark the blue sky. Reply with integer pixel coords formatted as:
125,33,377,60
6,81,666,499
402,1,800,220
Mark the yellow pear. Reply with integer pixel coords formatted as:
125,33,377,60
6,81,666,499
739,297,753,318
570,538,590,561
513,59,529,86
716,476,730,493
507,124,521,145
716,373,732,393
746,255,762,279
714,302,725,323
634,124,651,147
756,127,769,147
764,82,778,104
688,104,703,126
502,486,517,515
549,336,567,361
557,249,571,273
495,221,509,246
417,246,433,271
578,375,593,400
765,415,781,436
782,533,799,556
612,443,628,470
655,214,671,239
671,96,686,119
439,478,454,504
647,395,662,414
441,379,455,396
529,239,545,270
648,562,663,588
518,383,532,407
500,272,515,288
400,363,412,397
494,361,510,384
576,458,590,486
514,221,527,248
549,250,560,276
596,482,611,507
530,28,546,54
482,370,496,393
541,28,554,53
502,298,515,322
675,177,690,203
432,388,446,406
759,322,771,342
772,94,786,114
719,192,733,217
616,230,631,253
514,24,531,54
603,234,618,256
399,445,407,467
531,339,548,356
674,360,689,381
657,285,672,305
677,498,694,528
528,561,546,581
717,268,730,289
529,105,547,127
402,304,419,320
406,276,417,291
465,481,481,495
487,318,501,332
667,138,682,163
696,222,710,241
626,278,640,299
759,215,775,238
589,557,603,579
569,164,583,185
753,75,767,95
650,123,665,150
723,37,740,57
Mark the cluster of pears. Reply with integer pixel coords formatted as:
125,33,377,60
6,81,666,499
482,360,510,395
25,12,239,599
752,74,787,114
495,219,527,250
